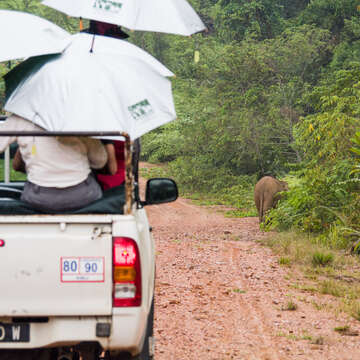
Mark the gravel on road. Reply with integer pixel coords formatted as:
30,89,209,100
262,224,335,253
146,196,360,360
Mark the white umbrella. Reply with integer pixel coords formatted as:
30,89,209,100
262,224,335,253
4,33,176,140
0,10,71,62
65,33,173,76
42,0,206,36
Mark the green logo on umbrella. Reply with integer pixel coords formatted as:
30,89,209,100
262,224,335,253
128,99,154,121
93,0,123,13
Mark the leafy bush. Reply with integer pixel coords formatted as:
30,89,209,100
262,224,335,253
166,156,257,213
312,251,334,267
268,67,360,238
0,63,8,110
141,124,184,163
283,301,298,311
278,256,291,266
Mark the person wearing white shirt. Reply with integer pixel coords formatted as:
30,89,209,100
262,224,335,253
0,114,107,212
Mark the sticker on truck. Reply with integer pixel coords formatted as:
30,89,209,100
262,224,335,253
60,257,105,283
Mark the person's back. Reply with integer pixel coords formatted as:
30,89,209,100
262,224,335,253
0,114,107,212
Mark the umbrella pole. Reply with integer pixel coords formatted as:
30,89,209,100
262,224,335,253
124,135,133,215
4,62,11,184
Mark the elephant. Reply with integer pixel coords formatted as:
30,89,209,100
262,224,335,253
254,176,288,223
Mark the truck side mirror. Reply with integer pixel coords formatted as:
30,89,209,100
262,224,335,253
144,178,178,205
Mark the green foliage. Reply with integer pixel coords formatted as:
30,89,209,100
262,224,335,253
351,239,360,254
139,166,169,180
299,0,359,34
141,122,184,163
164,156,257,214
1,0,43,13
0,0,80,32
270,163,358,233
319,280,343,297
212,0,285,42
0,160,26,182
279,0,310,19
351,131,360,157
350,131,360,178
334,325,350,333
296,68,360,164
352,303,360,320
312,251,334,267
232,288,246,293
283,300,298,311
278,256,291,266
135,4,358,246
0,63,9,110
145,24,333,194
268,67,360,235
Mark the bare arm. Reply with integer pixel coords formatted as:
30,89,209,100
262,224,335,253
83,138,108,169
105,143,118,175
12,148,26,173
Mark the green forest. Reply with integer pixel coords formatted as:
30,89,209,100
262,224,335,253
0,0,359,248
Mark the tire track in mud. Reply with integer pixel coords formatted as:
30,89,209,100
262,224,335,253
227,244,282,360
146,196,280,360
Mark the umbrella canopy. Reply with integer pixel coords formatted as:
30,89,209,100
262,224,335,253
0,10,71,62
4,33,176,140
42,0,206,36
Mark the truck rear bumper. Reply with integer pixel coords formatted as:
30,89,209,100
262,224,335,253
0,308,146,353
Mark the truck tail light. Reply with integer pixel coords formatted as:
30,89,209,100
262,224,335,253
113,237,141,307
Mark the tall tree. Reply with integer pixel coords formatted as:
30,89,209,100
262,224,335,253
212,0,285,42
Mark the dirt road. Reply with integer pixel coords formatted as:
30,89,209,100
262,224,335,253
146,195,360,360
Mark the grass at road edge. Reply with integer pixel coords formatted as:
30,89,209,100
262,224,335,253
141,163,360,322
259,231,360,322
140,163,257,218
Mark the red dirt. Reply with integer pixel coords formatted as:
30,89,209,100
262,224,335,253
145,187,360,359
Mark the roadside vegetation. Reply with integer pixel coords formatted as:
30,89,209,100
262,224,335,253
135,0,360,321
136,0,360,256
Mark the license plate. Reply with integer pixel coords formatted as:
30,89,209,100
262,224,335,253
61,257,105,283
0,323,30,342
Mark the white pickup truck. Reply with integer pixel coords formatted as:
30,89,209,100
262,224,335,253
0,127,178,360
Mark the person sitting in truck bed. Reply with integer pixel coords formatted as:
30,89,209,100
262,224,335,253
96,138,141,191
83,20,129,40
96,140,126,190
0,114,107,212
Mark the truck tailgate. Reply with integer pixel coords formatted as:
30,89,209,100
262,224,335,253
0,216,113,316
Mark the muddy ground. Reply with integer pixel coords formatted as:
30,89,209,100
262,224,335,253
145,191,360,360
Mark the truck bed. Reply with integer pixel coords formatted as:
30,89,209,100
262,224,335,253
0,183,126,215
